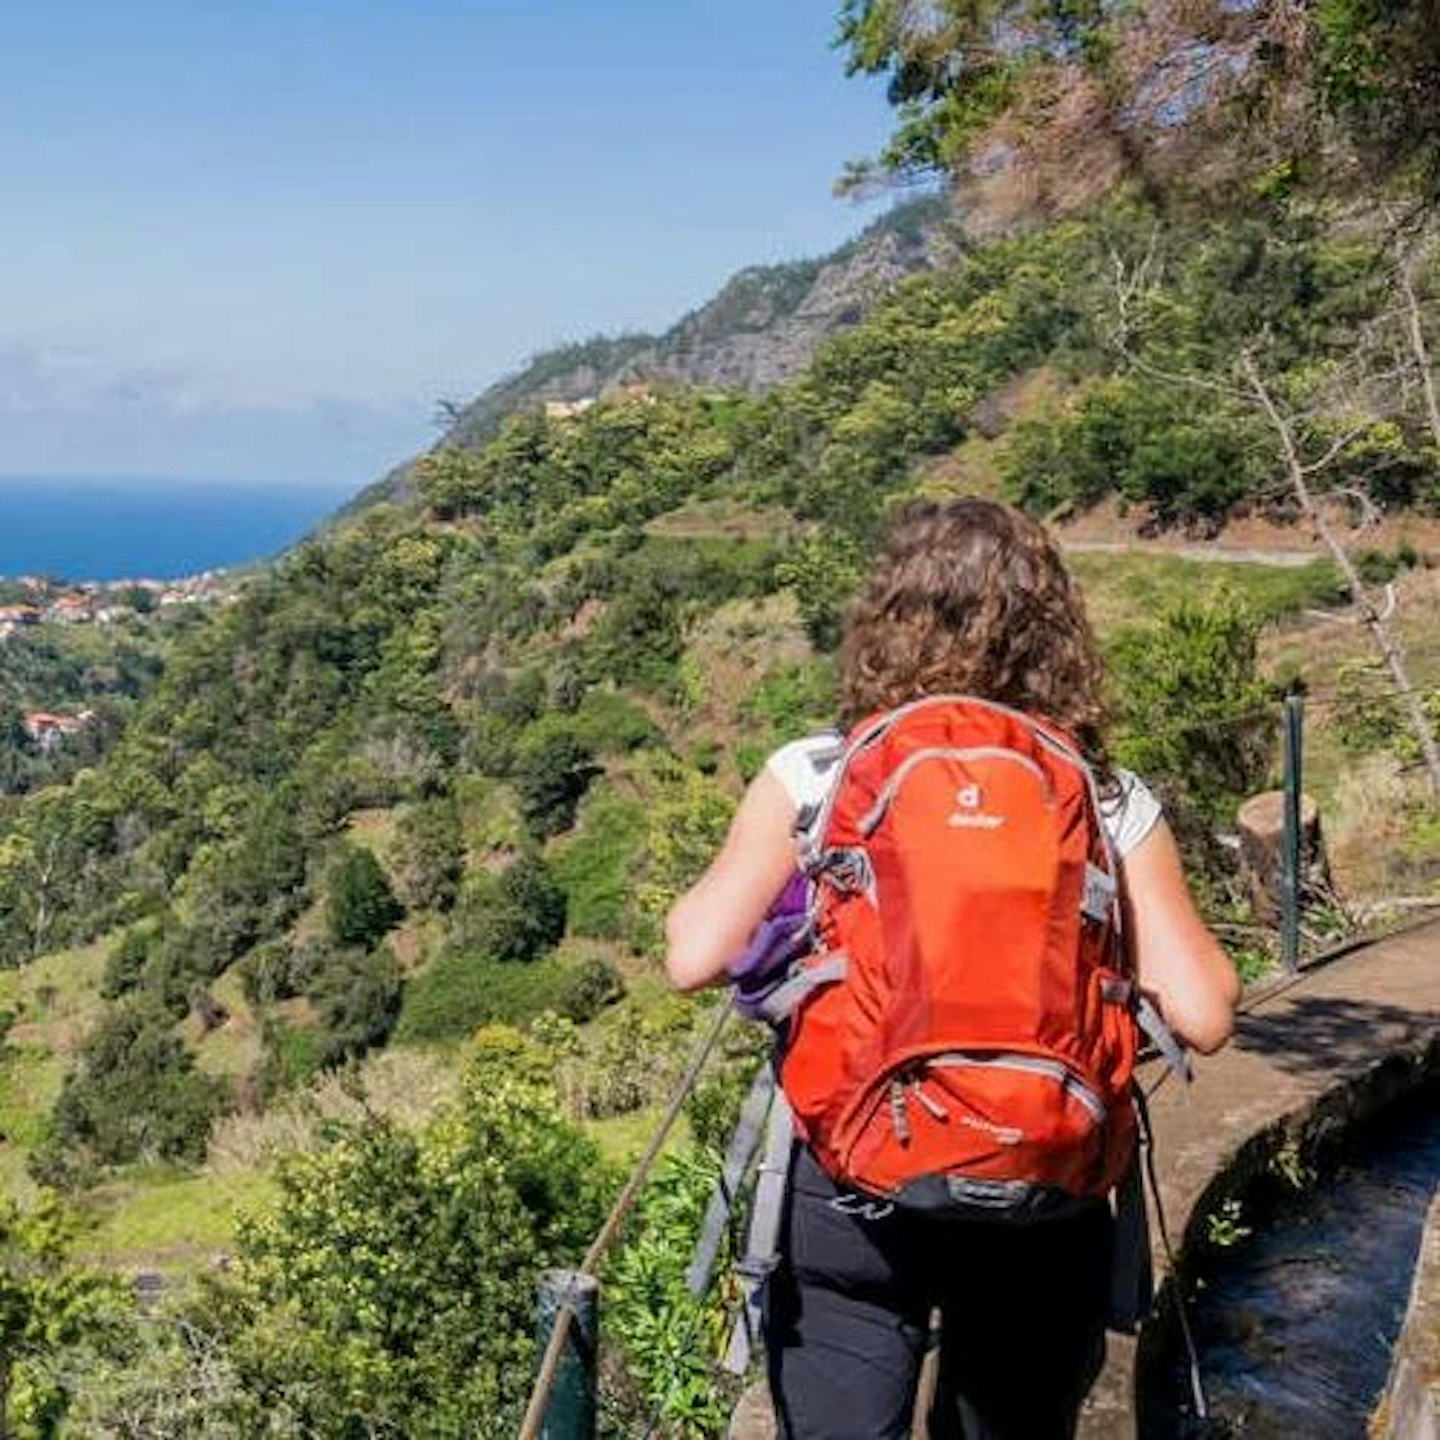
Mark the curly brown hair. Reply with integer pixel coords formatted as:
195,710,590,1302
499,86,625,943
838,498,1111,768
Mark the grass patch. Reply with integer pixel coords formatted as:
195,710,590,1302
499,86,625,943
4,937,112,1048
79,1166,278,1272
347,807,401,863
0,1045,67,1199
585,1106,692,1166
0,937,115,1198
192,968,263,1082
1071,553,1344,634
644,499,800,542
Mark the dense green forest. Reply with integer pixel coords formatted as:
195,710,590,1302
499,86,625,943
2,2,1440,1431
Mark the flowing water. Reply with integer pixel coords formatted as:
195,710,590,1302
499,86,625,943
1140,1080,1440,1438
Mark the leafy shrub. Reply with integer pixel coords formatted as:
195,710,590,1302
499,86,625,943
1002,378,1265,528
584,580,685,693
556,956,624,1024
392,798,464,912
100,923,160,1000
256,1019,328,1102
606,1149,735,1436
236,939,297,1009
453,855,567,964
198,1035,611,1436
47,996,229,1169
1353,543,1422,586
1331,660,1440,764
394,952,573,1044
567,689,659,754
306,944,404,1064
740,660,839,754
0,1195,134,1436
550,787,646,942
775,532,864,650
326,843,403,949
512,729,598,840
1108,592,1276,889
632,758,735,955
582,998,697,1119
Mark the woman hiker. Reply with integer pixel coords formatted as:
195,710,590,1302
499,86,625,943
665,498,1238,1439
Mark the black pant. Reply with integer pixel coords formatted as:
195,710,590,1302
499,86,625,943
765,1147,1111,1440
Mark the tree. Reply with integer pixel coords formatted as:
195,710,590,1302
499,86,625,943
196,1030,612,1436
455,855,568,966
1109,593,1275,842
326,843,403,950
306,943,404,1064
512,730,597,841
45,997,229,1171
393,798,465,911
0,1195,132,1437
776,532,864,650
1100,223,1440,800
1238,349,1440,800
835,0,1440,219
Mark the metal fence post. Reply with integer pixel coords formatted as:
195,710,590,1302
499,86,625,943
1280,692,1305,972
533,1269,598,1440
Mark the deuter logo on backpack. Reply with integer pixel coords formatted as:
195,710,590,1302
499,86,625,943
781,695,1141,1221
947,781,1005,830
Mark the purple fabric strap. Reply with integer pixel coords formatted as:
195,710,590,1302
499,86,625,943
728,872,810,1022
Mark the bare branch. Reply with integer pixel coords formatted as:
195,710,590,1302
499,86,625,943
1241,348,1440,801
1329,484,1385,530
1297,426,1369,476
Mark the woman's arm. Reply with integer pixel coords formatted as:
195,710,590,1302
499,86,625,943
1120,818,1240,1054
664,768,798,992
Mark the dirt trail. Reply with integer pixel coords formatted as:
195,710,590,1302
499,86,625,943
1056,497,1440,567
1060,539,1325,567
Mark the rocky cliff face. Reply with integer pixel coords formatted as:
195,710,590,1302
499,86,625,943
353,195,957,510
452,195,958,441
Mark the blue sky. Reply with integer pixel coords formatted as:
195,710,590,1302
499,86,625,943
0,1,896,488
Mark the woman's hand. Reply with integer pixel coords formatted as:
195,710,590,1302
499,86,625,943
664,768,798,991
1120,819,1240,1054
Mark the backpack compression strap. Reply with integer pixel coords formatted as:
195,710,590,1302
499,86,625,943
725,1082,796,1375
685,1059,777,1300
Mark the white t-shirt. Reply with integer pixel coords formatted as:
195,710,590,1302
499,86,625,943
766,733,1162,859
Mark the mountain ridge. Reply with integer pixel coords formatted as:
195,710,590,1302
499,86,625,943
349,193,958,512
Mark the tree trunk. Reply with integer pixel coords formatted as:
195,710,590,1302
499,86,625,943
1393,221,1440,453
1236,789,1331,925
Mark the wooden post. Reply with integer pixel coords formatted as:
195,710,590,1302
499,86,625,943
534,1270,598,1440
1281,694,1304,972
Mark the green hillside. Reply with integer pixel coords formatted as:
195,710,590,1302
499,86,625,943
6,187,1440,1191
3,124,1440,1439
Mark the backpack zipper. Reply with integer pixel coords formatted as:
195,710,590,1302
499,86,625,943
858,747,1054,836
928,1052,1107,1128
881,1054,1104,1152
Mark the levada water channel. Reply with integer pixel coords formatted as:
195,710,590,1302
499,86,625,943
1138,1075,1440,1438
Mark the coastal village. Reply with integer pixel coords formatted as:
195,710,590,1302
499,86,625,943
0,571,227,638
0,571,230,752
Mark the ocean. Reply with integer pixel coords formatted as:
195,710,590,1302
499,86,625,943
0,475,359,582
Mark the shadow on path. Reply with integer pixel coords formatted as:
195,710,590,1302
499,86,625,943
1234,992,1438,1079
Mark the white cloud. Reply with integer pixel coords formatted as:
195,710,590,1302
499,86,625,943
0,341,430,486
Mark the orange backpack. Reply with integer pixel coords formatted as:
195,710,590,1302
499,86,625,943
778,695,1141,1217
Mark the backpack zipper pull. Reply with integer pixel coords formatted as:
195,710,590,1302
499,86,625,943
912,1080,949,1122
889,1080,911,1145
